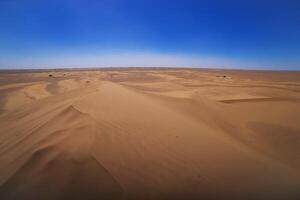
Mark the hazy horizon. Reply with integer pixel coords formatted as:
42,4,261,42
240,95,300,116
0,0,299,70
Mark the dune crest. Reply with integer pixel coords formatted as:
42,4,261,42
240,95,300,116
0,69,300,200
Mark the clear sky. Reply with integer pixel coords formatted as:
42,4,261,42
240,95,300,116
0,0,299,69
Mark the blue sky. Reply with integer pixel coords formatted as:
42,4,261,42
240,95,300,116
0,0,299,69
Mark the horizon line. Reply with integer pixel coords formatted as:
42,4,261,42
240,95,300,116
0,66,299,72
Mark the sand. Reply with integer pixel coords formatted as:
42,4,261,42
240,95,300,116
0,68,300,200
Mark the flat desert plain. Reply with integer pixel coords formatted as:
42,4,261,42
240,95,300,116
0,68,300,200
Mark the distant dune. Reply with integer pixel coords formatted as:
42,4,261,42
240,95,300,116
0,69,300,200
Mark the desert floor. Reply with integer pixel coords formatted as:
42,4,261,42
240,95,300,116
0,68,300,200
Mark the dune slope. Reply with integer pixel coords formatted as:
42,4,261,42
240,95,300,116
0,74,300,200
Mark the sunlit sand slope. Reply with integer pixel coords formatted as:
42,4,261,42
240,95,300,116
0,69,300,200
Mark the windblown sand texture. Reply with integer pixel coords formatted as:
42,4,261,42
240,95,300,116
0,69,300,200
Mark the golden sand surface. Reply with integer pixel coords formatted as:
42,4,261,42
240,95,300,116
0,68,300,200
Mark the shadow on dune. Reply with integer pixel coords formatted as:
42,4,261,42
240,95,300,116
0,146,124,200
248,122,300,168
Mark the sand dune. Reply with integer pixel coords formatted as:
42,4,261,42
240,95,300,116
0,69,300,200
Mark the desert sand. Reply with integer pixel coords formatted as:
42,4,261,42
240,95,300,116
0,68,299,200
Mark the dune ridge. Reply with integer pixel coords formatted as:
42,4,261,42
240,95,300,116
0,69,300,199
